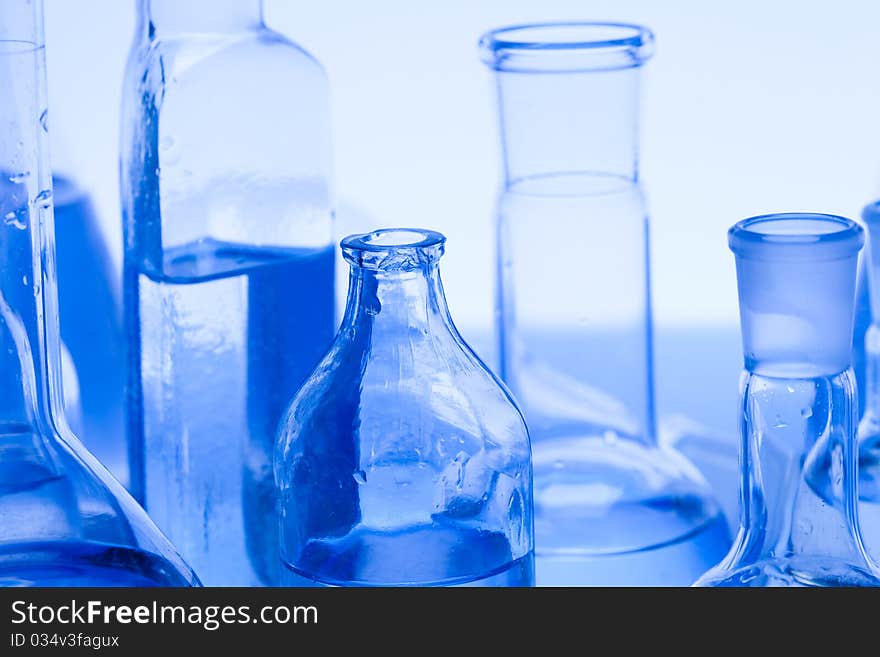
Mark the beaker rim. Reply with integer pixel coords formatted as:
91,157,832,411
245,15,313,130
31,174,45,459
728,212,864,261
479,22,654,73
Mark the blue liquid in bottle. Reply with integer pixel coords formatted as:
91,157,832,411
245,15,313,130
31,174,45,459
129,240,334,585
286,526,534,587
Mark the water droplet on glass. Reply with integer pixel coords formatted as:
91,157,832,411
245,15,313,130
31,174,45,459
773,414,787,429
4,211,26,230
800,407,813,418
39,109,48,132
786,385,795,393
160,135,174,150
603,430,618,443
34,189,52,209
453,451,469,490
21,275,27,285
553,460,565,470
352,470,367,485
8,171,29,184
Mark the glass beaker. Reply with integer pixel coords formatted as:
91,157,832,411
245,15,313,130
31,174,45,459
480,22,729,585
0,0,198,587
120,0,335,585
856,200,880,561
696,213,880,587
276,229,534,587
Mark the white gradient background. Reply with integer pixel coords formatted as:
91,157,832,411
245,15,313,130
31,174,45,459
41,0,880,438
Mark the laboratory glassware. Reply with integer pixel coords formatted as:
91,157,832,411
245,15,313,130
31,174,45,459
856,200,880,562
0,0,198,587
120,0,335,585
480,22,729,585
696,213,880,587
276,229,534,587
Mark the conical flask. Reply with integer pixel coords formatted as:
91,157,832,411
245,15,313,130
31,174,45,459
697,213,880,587
0,0,198,587
480,22,729,585
276,229,534,586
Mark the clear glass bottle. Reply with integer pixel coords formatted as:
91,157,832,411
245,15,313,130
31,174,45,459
120,0,335,585
0,0,198,587
276,229,534,587
697,213,880,587
856,200,880,561
480,22,729,585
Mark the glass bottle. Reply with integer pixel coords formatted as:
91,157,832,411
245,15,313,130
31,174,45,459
856,201,880,561
480,22,729,585
696,212,880,587
276,229,534,587
120,0,335,585
0,0,198,587
54,173,127,484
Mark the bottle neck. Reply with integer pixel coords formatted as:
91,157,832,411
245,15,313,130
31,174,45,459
142,0,264,36
734,370,868,566
0,4,61,435
493,66,641,185
342,263,454,343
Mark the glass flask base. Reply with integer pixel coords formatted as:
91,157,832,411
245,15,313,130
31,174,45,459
0,541,195,587
532,435,730,586
694,557,880,587
536,515,729,586
281,524,534,587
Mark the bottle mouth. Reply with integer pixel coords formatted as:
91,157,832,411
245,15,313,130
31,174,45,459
728,212,864,262
479,22,654,73
341,228,446,271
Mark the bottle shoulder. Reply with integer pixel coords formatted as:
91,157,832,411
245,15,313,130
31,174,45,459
128,28,328,97
276,336,531,456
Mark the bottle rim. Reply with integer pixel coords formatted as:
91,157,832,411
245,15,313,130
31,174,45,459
479,22,654,73
341,228,446,271
728,212,864,261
